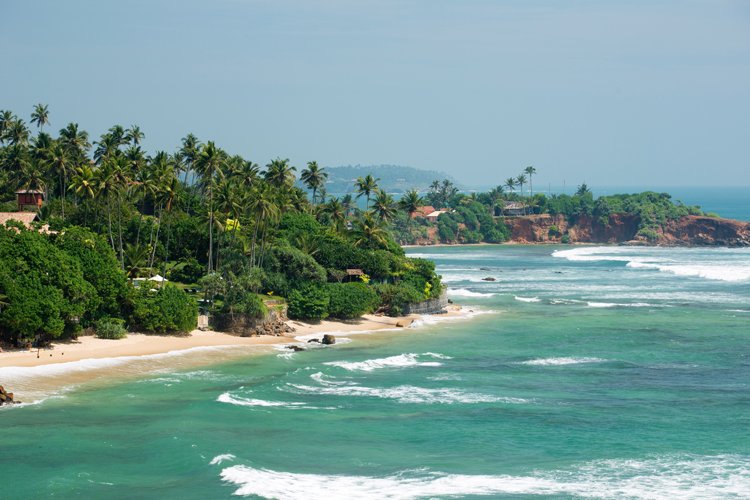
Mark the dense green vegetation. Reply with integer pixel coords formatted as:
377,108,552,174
389,175,713,244
0,106,444,342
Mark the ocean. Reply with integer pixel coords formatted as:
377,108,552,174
2,243,750,499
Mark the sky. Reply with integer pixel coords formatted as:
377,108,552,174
1,0,749,188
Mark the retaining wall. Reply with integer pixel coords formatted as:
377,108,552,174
402,290,448,315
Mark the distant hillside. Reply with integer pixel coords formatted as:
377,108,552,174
314,165,464,193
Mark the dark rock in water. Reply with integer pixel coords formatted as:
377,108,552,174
395,321,404,327
479,267,491,271
0,385,17,406
308,338,320,343
321,334,336,345
482,277,496,281
287,345,307,352
448,299,453,304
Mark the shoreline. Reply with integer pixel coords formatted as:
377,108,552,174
0,309,468,402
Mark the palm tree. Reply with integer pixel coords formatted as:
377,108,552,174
42,143,72,219
30,104,50,133
158,175,184,283
0,110,14,144
398,189,425,218
232,159,259,189
294,234,319,256
354,174,380,210
6,119,30,146
93,160,119,254
69,165,97,226
108,125,126,146
341,193,354,214
300,161,328,210
11,160,48,200
516,174,527,197
372,190,397,223
324,197,345,225
194,141,227,273
124,243,153,279
245,184,277,268
124,125,145,146
524,166,536,197
505,177,516,196
59,123,91,154
1,144,31,181
93,134,119,164
489,185,505,215
264,157,296,188
179,133,201,186
350,211,389,249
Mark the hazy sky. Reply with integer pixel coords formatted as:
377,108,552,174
2,0,749,187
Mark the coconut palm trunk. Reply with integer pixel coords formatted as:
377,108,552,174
117,190,125,270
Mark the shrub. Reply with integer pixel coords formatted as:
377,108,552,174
598,215,609,226
560,235,571,244
267,246,326,283
170,259,204,284
438,223,455,242
327,283,380,318
459,228,482,243
638,228,659,241
548,225,559,236
234,292,267,317
96,319,128,339
130,284,198,332
288,283,329,319
706,212,720,219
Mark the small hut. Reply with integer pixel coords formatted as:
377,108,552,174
15,190,44,212
346,269,364,283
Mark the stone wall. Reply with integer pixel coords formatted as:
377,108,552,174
402,290,448,315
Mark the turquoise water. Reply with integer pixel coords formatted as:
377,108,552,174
2,244,750,499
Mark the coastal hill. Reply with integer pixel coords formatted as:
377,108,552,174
505,214,750,247
319,165,464,193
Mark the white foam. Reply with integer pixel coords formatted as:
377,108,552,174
217,392,305,408
515,296,541,302
285,381,526,405
520,357,606,366
553,246,750,282
447,288,495,298
221,454,750,500
210,454,235,465
324,353,450,372
587,302,655,308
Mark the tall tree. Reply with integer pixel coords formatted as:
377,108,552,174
158,175,184,283
524,166,536,197
194,141,227,273
69,165,97,226
42,143,72,219
300,161,328,210
124,125,145,146
5,119,30,146
398,189,426,219
264,157,296,188
505,177,516,196
30,104,50,133
0,110,14,144
350,211,389,250
372,190,397,223
93,160,119,254
354,174,380,210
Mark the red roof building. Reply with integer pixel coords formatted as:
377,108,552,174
15,189,44,212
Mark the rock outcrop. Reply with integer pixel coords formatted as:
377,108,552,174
504,214,750,247
0,385,19,406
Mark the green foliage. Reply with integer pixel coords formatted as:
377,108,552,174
549,225,559,236
560,234,571,244
96,318,127,339
460,227,482,243
706,212,720,219
130,284,198,332
169,258,204,284
267,246,326,283
326,283,380,318
0,226,96,338
638,228,659,241
598,215,609,226
287,283,329,319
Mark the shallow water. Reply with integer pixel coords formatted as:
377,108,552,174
2,244,749,499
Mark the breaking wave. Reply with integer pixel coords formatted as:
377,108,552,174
447,288,495,297
520,357,607,366
325,353,450,372
220,454,750,499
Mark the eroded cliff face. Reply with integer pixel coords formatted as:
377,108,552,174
505,214,750,247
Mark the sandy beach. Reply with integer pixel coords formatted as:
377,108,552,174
0,313,437,369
